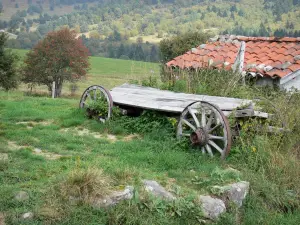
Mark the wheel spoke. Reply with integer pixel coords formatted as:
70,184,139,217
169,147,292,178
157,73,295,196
209,123,221,133
182,119,196,131
205,144,214,157
201,147,206,154
182,133,191,137
201,107,206,127
209,135,224,141
206,112,214,129
188,107,200,128
86,92,92,101
93,89,97,100
208,140,224,156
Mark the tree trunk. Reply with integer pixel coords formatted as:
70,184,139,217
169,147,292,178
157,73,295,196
55,81,63,97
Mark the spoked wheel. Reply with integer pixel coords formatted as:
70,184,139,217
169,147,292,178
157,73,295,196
79,85,113,122
177,101,232,159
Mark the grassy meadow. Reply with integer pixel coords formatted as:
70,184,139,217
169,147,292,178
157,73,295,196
1,91,299,225
11,49,160,95
0,50,300,224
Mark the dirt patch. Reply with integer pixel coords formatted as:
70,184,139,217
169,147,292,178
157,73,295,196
7,141,28,150
123,134,140,142
61,127,104,139
0,212,5,225
107,134,117,142
7,141,63,160
16,120,53,129
33,148,63,160
60,127,139,142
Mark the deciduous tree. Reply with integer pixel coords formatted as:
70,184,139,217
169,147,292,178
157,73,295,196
22,28,89,97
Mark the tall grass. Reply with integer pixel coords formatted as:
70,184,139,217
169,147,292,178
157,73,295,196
158,66,300,216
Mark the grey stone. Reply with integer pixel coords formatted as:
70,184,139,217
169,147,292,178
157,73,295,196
92,186,134,208
143,180,175,200
294,55,300,61
211,181,250,207
281,61,292,69
14,191,29,201
21,212,33,220
209,35,219,42
0,153,8,161
198,195,226,220
264,65,273,72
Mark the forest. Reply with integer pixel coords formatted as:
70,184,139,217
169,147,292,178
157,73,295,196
0,0,299,61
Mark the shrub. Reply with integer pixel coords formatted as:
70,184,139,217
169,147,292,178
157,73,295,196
0,32,20,91
159,32,212,63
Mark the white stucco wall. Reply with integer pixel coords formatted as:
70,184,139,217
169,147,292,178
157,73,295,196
280,70,300,91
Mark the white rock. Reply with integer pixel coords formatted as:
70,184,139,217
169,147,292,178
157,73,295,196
143,180,175,200
33,148,42,153
92,186,134,208
199,195,226,220
21,212,33,220
211,181,250,207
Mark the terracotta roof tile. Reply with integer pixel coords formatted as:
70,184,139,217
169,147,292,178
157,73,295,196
288,64,300,72
166,35,300,78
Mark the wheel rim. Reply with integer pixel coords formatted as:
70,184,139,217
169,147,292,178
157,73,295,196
177,101,232,159
79,85,113,122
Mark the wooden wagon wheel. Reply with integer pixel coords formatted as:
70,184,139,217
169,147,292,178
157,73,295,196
177,101,232,159
79,85,113,122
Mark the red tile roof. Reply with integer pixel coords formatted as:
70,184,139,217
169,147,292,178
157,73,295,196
166,35,300,78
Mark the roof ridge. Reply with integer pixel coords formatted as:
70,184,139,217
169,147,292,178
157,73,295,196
210,35,300,43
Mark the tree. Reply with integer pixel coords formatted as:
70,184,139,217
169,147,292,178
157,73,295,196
159,32,211,63
0,1,3,13
22,28,90,97
0,33,19,91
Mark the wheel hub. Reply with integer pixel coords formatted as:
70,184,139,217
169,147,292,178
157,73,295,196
190,128,208,146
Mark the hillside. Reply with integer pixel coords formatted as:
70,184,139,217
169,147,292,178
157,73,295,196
1,0,300,60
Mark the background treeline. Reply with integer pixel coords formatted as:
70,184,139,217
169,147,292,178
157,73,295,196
1,0,299,62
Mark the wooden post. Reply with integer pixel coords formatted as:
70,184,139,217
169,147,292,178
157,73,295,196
52,81,55,99
232,41,246,85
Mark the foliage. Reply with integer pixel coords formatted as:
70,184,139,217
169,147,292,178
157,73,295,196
159,32,212,63
85,97,121,120
0,32,19,91
22,28,90,97
2,0,300,62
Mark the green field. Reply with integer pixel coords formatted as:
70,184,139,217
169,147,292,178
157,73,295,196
1,49,299,225
11,49,160,95
1,90,300,224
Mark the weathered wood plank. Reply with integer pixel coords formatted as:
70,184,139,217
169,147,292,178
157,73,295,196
110,84,268,118
111,84,253,110
112,84,252,106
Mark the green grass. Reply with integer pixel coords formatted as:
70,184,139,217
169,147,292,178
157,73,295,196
0,90,299,224
11,48,160,94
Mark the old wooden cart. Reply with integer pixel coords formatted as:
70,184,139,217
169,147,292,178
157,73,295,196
79,84,269,159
